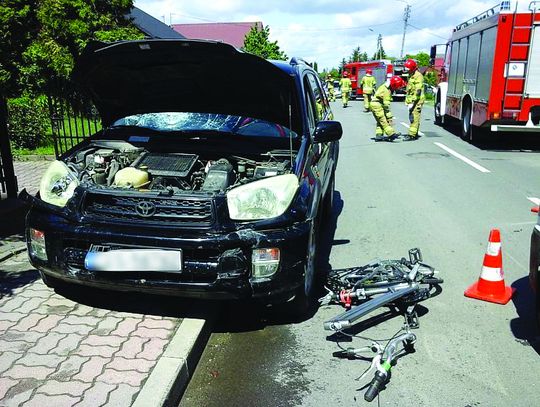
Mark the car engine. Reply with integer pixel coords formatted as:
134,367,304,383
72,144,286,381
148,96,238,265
64,140,294,194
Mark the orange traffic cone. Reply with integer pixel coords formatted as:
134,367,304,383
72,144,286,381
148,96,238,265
464,229,515,304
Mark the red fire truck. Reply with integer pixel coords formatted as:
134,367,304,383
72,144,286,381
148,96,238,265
343,60,407,99
433,2,540,141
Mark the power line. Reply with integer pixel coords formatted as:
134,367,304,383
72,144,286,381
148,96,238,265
407,23,449,40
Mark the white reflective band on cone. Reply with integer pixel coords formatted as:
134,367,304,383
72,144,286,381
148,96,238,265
480,266,504,281
486,242,501,256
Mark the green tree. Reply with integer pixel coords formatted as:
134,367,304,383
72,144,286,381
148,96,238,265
404,51,430,67
0,0,143,97
372,45,387,60
243,25,287,60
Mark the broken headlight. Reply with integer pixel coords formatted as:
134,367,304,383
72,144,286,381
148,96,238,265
39,160,79,207
227,174,298,220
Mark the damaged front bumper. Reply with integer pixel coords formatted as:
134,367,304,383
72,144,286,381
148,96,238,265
26,205,310,303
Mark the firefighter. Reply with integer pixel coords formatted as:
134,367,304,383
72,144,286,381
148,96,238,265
403,59,425,141
340,71,352,108
360,69,377,112
370,76,406,142
326,74,336,102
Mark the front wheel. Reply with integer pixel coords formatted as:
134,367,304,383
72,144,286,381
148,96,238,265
461,104,472,142
434,94,443,125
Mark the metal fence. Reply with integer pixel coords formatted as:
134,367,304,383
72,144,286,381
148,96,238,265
47,89,101,157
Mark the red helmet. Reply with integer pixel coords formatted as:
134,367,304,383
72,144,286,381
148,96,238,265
366,69,373,75
404,59,418,72
389,76,406,91
342,71,349,77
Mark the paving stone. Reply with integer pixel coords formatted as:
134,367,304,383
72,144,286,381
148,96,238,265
136,338,168,361
3,388,33,407
3,364,55,380
69,304,95,317
0,312,26,323
138,318,177,330
0,340,34,353
73,382,116,407
74,344,117,358
90,318,122,336
1,296,31,312
0,330,46,344
11,314,47,331
86,308,110,318
61,315,101,327
50,356,89,382
80,335,126,348
27,332,66,354
52,323,94,336
98,368,146,387
73,357,110,382
32,314,65,333
106,357,155,373
0,377,19,399
16,353,67,369
36,380,92,397
0,352,23,374
115,337,149,359
16,297,49,314
22,393,81,407
0,320,17,332
16,288,52,299
131,327,171,340
110,318,140,337
106,384,139,407
53,334,86,356
38,298,77,314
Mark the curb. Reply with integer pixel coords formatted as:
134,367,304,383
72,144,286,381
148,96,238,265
0,245,27,264
133,311,216,407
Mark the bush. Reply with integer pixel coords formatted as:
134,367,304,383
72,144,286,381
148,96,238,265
7,95,49,149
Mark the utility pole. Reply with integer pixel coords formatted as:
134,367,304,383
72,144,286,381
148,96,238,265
400,2,411,58
377,34,383,60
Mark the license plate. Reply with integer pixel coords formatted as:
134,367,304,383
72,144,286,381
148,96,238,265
84,249,182,272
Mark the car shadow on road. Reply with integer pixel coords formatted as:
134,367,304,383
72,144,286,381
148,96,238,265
509,277,540,355
212,190,345,333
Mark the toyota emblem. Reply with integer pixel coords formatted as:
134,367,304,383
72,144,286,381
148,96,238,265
135,201,156,217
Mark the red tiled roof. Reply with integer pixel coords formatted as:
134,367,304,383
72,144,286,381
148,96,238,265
171,22,263,48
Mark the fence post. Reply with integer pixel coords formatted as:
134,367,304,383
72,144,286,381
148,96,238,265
0,95,18,198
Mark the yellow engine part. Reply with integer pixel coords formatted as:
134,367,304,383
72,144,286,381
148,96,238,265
113,167,149,188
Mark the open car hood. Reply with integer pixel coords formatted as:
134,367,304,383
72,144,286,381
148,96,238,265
72,40,299,129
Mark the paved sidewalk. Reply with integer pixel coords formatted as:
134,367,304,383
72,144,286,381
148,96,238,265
0,158,211,406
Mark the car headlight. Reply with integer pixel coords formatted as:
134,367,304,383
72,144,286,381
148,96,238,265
227,174,298,220
39,160,79,207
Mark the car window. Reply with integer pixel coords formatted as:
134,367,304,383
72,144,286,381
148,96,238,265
303,76,317,132
306,73,329,121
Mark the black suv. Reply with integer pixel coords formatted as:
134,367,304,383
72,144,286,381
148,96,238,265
23,39,341,313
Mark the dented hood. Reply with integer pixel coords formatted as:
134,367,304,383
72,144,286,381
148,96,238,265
72,40,298,128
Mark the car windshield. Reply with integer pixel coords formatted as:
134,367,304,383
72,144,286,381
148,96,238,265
111,112,298,139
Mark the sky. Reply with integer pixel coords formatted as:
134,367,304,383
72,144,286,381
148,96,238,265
134,0,532,71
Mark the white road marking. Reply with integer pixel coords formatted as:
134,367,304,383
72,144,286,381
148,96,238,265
399,122,425,136
527,197,540,206
434,142,491,173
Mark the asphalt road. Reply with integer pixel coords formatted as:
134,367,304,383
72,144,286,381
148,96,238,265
180,99,540,407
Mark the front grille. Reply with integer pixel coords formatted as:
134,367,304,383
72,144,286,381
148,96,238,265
83,193,215,226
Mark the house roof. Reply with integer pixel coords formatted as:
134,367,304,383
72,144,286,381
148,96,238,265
128,7,185,39
171,22,263,48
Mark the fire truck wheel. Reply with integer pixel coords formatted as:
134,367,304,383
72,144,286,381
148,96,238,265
460,104,472,142
434,94,443,125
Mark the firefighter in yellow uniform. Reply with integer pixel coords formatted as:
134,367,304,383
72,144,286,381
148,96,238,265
339,71,352,108
403,59,425,141
370,76,406,142
326,75,335,102
360,69,377,112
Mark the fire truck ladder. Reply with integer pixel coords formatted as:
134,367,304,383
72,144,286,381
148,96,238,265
502,4,538,116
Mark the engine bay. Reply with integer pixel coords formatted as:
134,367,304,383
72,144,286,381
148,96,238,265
64,140,295,195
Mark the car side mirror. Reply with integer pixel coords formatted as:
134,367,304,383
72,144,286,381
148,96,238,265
313,121,342,143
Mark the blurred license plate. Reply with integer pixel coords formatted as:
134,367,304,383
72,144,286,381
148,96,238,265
84,249,182,272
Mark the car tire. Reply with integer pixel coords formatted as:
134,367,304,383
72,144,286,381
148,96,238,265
286,215,320,318
434,94,443,126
